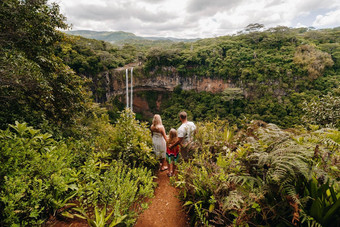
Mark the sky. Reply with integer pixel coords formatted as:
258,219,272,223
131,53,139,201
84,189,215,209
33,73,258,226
55,0,340,39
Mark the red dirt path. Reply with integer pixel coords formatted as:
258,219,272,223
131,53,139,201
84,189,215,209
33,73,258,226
135,170,189,227
47,170,189,227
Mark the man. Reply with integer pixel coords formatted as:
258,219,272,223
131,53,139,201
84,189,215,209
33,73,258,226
169,111,196,159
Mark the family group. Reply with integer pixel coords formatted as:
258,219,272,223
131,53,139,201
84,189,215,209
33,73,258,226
150,111,196,177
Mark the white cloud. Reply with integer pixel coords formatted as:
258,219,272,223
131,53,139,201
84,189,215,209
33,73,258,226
296,23,307,27
313,9,340,27
53,0,340,38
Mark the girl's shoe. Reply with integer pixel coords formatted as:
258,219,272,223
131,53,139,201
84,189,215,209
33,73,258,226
159,163,168,171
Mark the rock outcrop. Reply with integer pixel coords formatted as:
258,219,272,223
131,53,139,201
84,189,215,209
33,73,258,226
93,66,241,116
103,67,236,101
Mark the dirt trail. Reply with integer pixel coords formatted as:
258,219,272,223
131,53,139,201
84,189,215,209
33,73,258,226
135,170,189,227
47,170,188,227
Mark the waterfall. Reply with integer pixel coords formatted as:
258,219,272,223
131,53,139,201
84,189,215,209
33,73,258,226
126,68,134,111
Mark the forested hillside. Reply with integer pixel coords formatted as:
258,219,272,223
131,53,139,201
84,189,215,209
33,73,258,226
0,0,87,133
0,0,339,226
65,30,198,43
56,26,340,129
1,1,157,225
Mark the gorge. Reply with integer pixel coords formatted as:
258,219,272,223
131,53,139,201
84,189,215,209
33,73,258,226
97,66,238,117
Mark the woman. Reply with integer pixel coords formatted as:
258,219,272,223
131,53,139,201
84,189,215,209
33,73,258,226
151,114,168,171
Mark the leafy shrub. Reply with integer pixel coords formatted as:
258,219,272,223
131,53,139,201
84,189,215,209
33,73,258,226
0,122,77,225
112,109,158,169
64,107,158,170
74,159,156,226
176,120,340,226
68,108,158,169
0,109,159,226
300,176,340,227
303,93,340,129
1,0,87,132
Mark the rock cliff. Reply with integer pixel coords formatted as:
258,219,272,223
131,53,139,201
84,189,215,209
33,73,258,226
103,67,236,101
95,66,241,117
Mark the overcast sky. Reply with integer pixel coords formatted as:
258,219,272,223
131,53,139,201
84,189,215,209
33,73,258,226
55,0,340,38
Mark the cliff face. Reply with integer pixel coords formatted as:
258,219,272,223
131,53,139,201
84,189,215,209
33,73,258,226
96,66,288,117
98,66,238,116
104,67,236,100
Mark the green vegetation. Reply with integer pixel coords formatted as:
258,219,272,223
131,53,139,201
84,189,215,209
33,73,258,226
144,27,339,81
159,89,302,130
142,27,340,129
176,120,340,226
0,1,157,226
65,30,144,43
0,112,157,226
0,0,87,132
303,92,340,128
54,36,138,102
56,36,138,75
60,26,340,129
65,30,198,44
0,0,339,226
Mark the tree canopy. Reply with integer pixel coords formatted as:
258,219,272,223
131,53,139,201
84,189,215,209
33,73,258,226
0,0,88,131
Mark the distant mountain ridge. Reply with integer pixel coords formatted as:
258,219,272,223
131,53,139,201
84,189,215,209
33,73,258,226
65,30,198,43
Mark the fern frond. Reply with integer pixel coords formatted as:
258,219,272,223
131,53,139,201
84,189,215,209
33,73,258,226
194,202,210,227
282,184,300,204
222,191,244,211
228,174,263,188
300,210,323,227
322,138,340,152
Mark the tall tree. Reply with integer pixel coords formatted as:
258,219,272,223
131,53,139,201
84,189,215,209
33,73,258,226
0,0,87,130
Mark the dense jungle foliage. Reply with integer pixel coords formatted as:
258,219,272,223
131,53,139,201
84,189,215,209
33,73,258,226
175,120,340,226
0,111,158,226
55,25,340,129
0,0,339,226
144,26,340,129
1,1,157,226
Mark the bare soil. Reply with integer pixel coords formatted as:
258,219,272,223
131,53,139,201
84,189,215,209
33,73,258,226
134,170,189,227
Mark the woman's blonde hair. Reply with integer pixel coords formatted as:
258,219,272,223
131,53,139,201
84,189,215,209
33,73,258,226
168,128,178,145
151,114,162,130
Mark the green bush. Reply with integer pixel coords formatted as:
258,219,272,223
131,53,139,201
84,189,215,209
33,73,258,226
74,159,156,226
303,93,340,129
0,122,77,225
300,176,340,227
176,120,340,226
112,109,158,169
0,109,159,226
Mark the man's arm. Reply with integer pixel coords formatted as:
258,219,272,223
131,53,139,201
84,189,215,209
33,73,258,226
169,137,183,149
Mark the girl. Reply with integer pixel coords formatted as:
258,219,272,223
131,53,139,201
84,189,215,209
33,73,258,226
166,128,180,177
151,114,168,171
